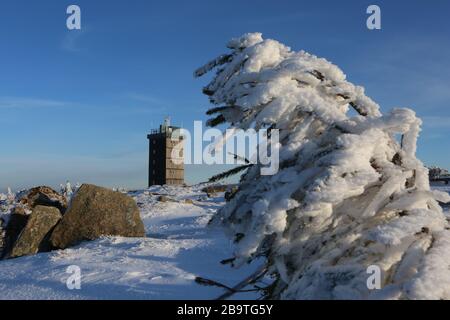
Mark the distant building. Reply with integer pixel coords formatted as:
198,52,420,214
147,118,184,187
428,166,450,185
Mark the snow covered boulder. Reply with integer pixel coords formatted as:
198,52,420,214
50,184,145,249
19,186,67,213
9,205,62,258
1,207,30,258
0,218,6,256
202,185,229,198
202,185,228,194
157,195,176,203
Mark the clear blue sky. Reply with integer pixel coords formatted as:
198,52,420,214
1,0,449,191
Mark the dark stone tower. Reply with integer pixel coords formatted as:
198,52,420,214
147,118,184,187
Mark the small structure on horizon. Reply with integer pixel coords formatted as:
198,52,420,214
147,118,184,187
429,166,450,185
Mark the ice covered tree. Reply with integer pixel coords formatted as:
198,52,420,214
6,187,15,205
60,181,75,200
195,33,450,299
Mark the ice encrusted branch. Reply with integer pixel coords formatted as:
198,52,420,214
196,33,450,300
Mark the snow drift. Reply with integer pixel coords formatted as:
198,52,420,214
195,33,450,299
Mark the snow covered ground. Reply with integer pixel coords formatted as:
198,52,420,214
0,185,262,300
0,183,448,300
432,183,450,218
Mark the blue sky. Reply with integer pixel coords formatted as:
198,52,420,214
0,0,449,191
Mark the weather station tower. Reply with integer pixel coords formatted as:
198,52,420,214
147,118,185,187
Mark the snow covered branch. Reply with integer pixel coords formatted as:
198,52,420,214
196,33,450,300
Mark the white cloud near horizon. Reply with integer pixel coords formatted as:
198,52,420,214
0,97,71,109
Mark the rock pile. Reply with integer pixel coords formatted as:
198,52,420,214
1,184,145,259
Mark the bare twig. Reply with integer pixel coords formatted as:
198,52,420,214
216,265,268,300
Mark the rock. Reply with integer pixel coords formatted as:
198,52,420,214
157,195,170,202
201,185,229,197
50,184,145,249
157,195,177,203
9,206,62,258
1,207,30,259
0,218,5,257
184,199,194,205
19,186,67,213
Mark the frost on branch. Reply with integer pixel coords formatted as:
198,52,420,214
195,33,450,299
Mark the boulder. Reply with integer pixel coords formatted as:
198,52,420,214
0,218,5,257
9,205,62,258
19,186,67,213
157,195,170,202
201,184,229,197
50,184,145,249
157,195,177,203
1,207,29,259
